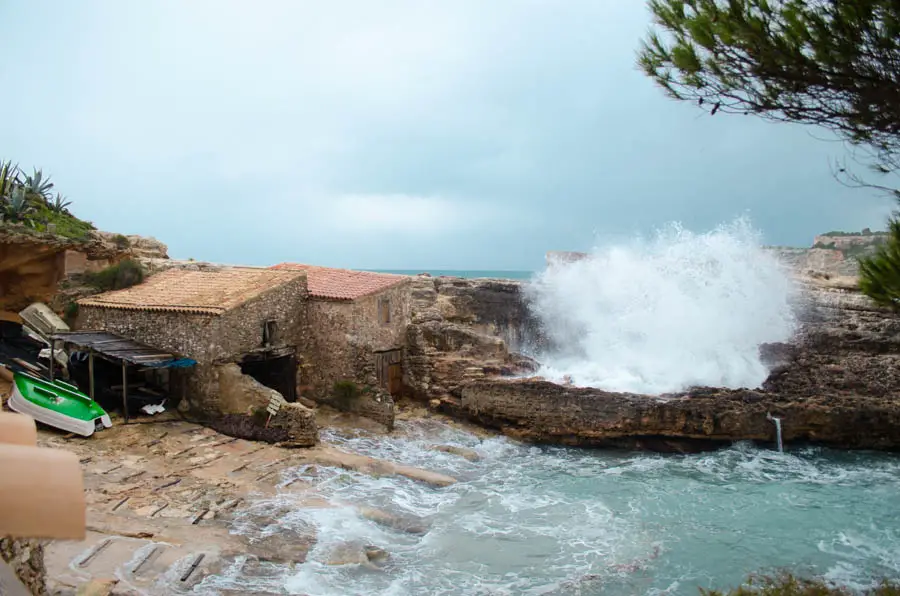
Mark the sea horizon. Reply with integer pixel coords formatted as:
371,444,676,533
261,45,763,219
369,269,534,280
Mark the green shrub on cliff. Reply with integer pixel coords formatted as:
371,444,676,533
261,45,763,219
332,380,361,410
84,259,145,292
702,574,900,595
859,215,900,310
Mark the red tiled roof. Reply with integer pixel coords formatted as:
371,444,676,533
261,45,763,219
78,268,305,315
271,263,408,301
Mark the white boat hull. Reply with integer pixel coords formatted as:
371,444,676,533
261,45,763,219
7,384,112,437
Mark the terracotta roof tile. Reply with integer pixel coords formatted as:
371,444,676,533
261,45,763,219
271,263,408,301
78,268,305,315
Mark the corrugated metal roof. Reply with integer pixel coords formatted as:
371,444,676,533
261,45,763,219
271,263,408,301
78,268,305,315
52,330,188,365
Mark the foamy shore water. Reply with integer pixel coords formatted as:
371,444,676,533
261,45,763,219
195,419,900,596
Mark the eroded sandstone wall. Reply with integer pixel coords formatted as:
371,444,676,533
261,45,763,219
211,363,317,445
405,276,539,402
0,239,68,314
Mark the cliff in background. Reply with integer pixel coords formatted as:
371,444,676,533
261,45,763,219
768,230,888,278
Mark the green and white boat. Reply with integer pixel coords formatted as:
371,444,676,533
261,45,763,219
7,371,112,437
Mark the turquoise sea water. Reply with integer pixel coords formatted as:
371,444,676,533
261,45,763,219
371,269,534,280
201,420,900,596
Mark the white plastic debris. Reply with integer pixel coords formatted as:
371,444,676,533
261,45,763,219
141,402,166,415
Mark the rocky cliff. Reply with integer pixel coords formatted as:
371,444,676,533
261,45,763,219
404,275,540,401
767,230,888,278
0,228,121,313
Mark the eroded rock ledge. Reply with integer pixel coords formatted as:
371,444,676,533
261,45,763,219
453,380,900,453
425,276,900,453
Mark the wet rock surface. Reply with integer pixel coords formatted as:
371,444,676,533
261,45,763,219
405,276,541,404
32,415,452,594
451,279,900,452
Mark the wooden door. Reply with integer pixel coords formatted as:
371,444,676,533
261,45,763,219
375,348,403,394
387,362,403,395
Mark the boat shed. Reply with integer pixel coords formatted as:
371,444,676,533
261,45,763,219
73,267,318,445
52,330,196,422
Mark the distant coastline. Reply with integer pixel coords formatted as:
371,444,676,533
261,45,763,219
369,269,534,280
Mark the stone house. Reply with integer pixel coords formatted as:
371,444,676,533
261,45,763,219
75,267,317,444
270,264,410,419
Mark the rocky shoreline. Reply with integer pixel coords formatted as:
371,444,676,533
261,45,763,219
414,275,900,453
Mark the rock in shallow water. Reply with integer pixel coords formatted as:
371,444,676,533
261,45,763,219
356,506,429,535
323,541,390,568
428,444,481,461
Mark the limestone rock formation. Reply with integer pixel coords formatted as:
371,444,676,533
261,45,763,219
767,230,888,278
210,363,318,446
91,231,169,260
405,276,541,403
446,278,900,452
0,228,118,313
317,388,396,431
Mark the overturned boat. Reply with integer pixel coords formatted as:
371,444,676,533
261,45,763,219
7,371,112,437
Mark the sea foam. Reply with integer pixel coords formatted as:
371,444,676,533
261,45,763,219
526,218,797,393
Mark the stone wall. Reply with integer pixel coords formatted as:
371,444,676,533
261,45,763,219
216,277,309,364
79,308,219,362
78,275,308,366
210,364,317,445
1,537,46,595
304,282,409,394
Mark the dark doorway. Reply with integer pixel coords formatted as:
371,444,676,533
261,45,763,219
240,351,297,403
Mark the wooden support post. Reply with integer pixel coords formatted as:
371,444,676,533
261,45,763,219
122,361,129,424
88,351,95,401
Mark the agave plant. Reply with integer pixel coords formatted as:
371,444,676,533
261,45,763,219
23,168,54,202
49,192,72,214
0,160,21,199
3,186,35,224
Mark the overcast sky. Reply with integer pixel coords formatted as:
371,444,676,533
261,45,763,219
1,1,892,270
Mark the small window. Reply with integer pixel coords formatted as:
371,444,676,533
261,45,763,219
378,298,391,325
263,320,278,345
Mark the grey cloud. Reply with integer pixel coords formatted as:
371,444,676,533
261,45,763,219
0,0,890,270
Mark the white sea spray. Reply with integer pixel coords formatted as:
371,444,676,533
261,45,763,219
526,217,797,393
